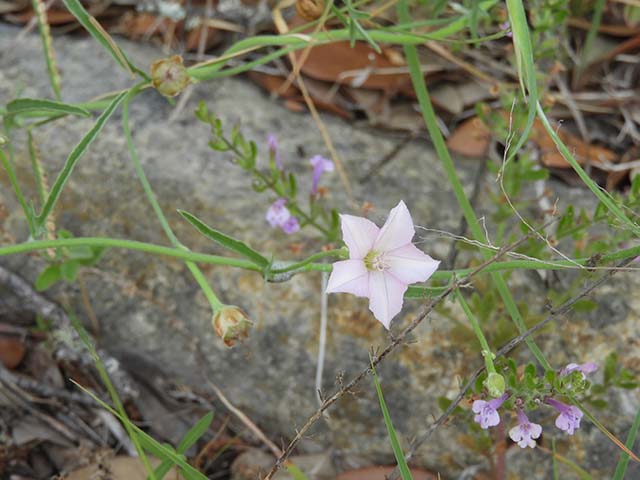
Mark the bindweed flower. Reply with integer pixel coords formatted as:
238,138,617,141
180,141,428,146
509,409,542,448
309,155,334,195
150,55,190,97
267,134,283,170
472,392,509,429
212,305,252,347
326,201,440,328
560,362,598,379
546,398,583,435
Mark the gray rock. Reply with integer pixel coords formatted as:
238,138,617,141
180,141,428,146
0,24,638,480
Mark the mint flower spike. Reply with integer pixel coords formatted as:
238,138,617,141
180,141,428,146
472,392,509,429
267,134,283,170
546,398,584,435
509,409,542,448
325,200,440,329
309,155,334,195
560,362,598,379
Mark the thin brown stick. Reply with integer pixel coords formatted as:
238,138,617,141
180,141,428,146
262,219,557,479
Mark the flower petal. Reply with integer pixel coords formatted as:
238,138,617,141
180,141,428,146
326,260,370,297
367,271,407,329
373,200,415,252
509,425,524,443
387,244,440,285
340,214,379,259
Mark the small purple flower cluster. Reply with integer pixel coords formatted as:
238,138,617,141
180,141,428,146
265,135,334,235
471,362,596,448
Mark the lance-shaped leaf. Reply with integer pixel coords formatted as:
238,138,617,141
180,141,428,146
6,98,90,119
178,210,270,269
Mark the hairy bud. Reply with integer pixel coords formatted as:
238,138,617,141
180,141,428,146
484,372,506,398
150,55,190,97
296,0,325,21
212,306,252,347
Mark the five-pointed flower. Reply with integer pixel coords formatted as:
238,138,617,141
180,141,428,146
546,398,583,435
326,201,440,329
509,409,542,448
472,392,509,429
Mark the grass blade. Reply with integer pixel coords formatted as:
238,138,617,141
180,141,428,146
178,210,270,269
61,0,147,80
612,405,640,479
36,90,128,228
371,362,413,480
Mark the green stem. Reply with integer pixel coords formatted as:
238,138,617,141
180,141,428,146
27,130,47,205
0,148,36,236
122,90,224,312
0,237,261,270
270,248,347,275
398,0,551,371
455,289,496,374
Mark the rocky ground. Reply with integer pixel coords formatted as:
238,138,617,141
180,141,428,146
1,24,639,479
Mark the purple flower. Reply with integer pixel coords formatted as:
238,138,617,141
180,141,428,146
560,362,598,379
546,398,583,435
265,198,300,235
500,21,513,38
326,201,440,328
472,393,509,429
281,216,300,234
268,134,283,170
509,409,542,448
266,198,290,227
309,155,334,195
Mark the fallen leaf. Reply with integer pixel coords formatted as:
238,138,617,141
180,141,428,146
446,117,492,157
336,465,437,480
0,335,26,369
65,456,182,480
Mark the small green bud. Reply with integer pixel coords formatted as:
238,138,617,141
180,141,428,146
484,372,506,398
212,305,252,347
150,55,190,97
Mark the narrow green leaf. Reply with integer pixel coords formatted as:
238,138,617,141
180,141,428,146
178,210,270,268
60,261,79,282
61,0,143,78
37,90,128,227
371,363,413,480
6,98,90,118
177,412,213,453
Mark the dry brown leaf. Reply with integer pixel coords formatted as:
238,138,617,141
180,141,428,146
446,117,492,157
336,466,437,480
65,456,182,480
0,335,26,369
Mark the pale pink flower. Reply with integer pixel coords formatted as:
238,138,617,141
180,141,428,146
509,409,542,448
309,155,334,195
326,201,440,329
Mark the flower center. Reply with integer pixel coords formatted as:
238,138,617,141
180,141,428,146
364,250,389,272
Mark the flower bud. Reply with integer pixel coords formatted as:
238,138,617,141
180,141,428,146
484,372,506,398
212,306,252,347
150,55,190,97
296,0,325,21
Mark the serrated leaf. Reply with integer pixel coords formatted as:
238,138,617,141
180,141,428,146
178,210,269,268
35,264,61,291
6,98,90,118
